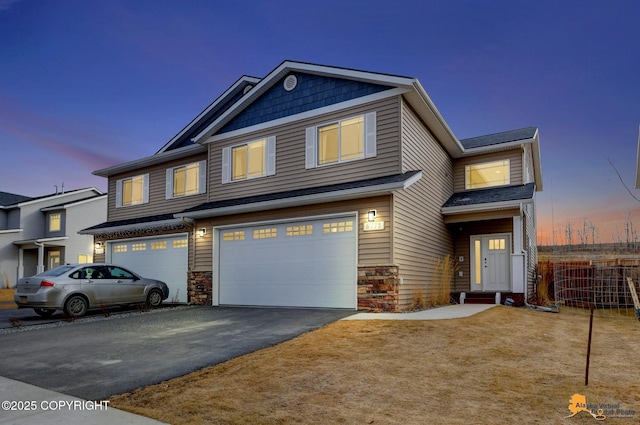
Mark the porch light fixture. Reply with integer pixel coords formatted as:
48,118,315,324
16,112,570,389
367,210,377,222
94,242,102,249
198,227,207,238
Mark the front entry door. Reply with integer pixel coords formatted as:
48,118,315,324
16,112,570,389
471,234,511,292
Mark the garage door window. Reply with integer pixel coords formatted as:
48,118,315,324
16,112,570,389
113,244,127,253
223,231,245,241
151,241,167,250
173,239,188,248
253,228,277,239
286,225,313,236
132,243,147,251
323,221,354,233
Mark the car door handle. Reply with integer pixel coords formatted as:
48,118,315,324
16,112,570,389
116,280,124,283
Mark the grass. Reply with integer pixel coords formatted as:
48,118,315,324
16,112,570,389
0,289,15,309
110,307,640,424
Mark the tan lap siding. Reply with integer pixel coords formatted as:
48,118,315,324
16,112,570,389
107,152,209,222
192,196,392,272
452,149,523,192
207,96,402,202
394,100,454,309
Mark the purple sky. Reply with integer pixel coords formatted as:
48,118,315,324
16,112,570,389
1,0,639,244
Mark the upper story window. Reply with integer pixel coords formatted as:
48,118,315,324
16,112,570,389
465,160,510,190
48,213,61,232
166,160,206,199
306,112,376,169
116,174,149,207
222,136,276,183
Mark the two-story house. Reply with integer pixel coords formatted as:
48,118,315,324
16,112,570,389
82,61,542,311
0,188,107,286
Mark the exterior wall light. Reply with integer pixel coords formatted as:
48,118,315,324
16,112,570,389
94,242,102,249
367,210,377,222
198,227,207,237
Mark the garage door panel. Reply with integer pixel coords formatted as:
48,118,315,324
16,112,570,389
109,236,188,303
219,216,356,309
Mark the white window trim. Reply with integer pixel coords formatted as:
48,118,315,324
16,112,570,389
221,136,276,184
115,174,149,208
165,160,207,199
464,159,511,190
305,112,376,169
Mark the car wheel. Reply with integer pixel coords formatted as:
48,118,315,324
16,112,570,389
64,295,88,317
34,308,56,318
146,289,163,308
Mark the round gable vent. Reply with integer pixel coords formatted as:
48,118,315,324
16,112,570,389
243,84,253,94
283,74,297,91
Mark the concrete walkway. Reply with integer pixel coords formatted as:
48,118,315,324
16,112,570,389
342,303,497,320
0,376,168,425
1,303,496,425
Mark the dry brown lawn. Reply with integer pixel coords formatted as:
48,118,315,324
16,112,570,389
0,289,15,309
111,307,640,424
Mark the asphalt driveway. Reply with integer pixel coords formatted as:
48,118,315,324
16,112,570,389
0,306,355,400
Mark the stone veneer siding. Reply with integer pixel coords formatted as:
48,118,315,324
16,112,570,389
357,265,400,312
188,271,212,305
188,266,401,311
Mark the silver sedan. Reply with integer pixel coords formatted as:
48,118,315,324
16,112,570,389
14,264,170,318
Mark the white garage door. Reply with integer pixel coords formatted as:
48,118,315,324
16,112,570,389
108,235,188,303
218,216,357,309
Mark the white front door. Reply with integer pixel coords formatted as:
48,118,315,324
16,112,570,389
471,234,511,292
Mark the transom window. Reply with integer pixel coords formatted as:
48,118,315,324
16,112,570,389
318,116,364,165
465,160,510,189
48,213,61,232
117,174,149,207
168,161,206,199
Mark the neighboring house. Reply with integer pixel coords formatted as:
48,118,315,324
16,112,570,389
0,188,107,287
82,61,542,311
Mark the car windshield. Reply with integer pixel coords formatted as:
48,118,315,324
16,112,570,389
36,265,76,277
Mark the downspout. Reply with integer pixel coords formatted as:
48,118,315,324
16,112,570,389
518,201,556,313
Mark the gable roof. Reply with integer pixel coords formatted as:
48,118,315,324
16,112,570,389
91,60,542,192
156,75,261,154
0,192,33,207
441,183,536,215
460,127,538,149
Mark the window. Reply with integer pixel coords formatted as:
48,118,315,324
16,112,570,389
151,241,167,250
253,228,277,239
116,174,149,207
222,137,276,183
172,239,188,248
465,160,510,190
49,213,61,232
132,243,146,251
166,161,206,199
223,231,245,241
286,225,313,236
113,244,127,253
306,112,376,168
323,221,354,234
78,254,92,264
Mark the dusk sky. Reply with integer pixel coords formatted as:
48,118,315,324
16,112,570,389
1,0,639,245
